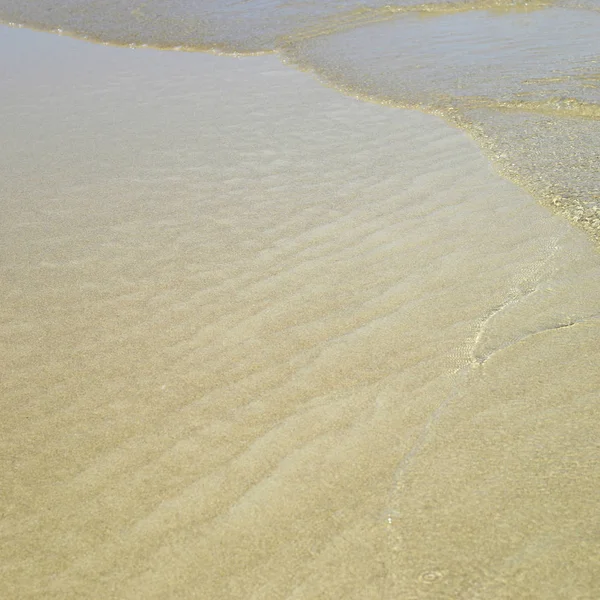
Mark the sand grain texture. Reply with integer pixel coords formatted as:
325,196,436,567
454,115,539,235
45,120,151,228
1,27,599,599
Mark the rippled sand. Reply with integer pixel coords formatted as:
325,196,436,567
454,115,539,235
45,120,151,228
1,26,599,599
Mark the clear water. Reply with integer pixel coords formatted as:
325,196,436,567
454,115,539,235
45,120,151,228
0,0,599,238
1,4,600,599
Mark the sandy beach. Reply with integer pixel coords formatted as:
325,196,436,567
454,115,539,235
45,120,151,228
1,23,599,599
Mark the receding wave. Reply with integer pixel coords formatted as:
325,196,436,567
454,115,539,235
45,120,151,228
278,5,600,240
0,0,555,53
0,0,599,240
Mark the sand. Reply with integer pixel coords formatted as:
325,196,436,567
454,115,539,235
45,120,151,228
1,25,599,599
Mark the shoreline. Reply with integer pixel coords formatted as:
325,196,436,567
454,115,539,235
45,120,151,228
1,24,599,599
2,4,600,248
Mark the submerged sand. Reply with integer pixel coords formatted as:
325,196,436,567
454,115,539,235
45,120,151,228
1,26,599,599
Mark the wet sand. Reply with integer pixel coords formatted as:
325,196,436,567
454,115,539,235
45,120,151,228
1,26,599,599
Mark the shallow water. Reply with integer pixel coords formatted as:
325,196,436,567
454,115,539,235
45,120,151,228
1,10,599,600
1,0,599,241
281,4,600,239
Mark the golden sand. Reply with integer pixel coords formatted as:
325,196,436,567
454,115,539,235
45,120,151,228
1,27,599,599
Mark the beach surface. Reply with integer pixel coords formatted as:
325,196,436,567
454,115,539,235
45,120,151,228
1,25,599,599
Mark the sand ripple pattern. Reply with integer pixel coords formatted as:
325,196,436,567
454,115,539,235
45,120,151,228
1,27,600,600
